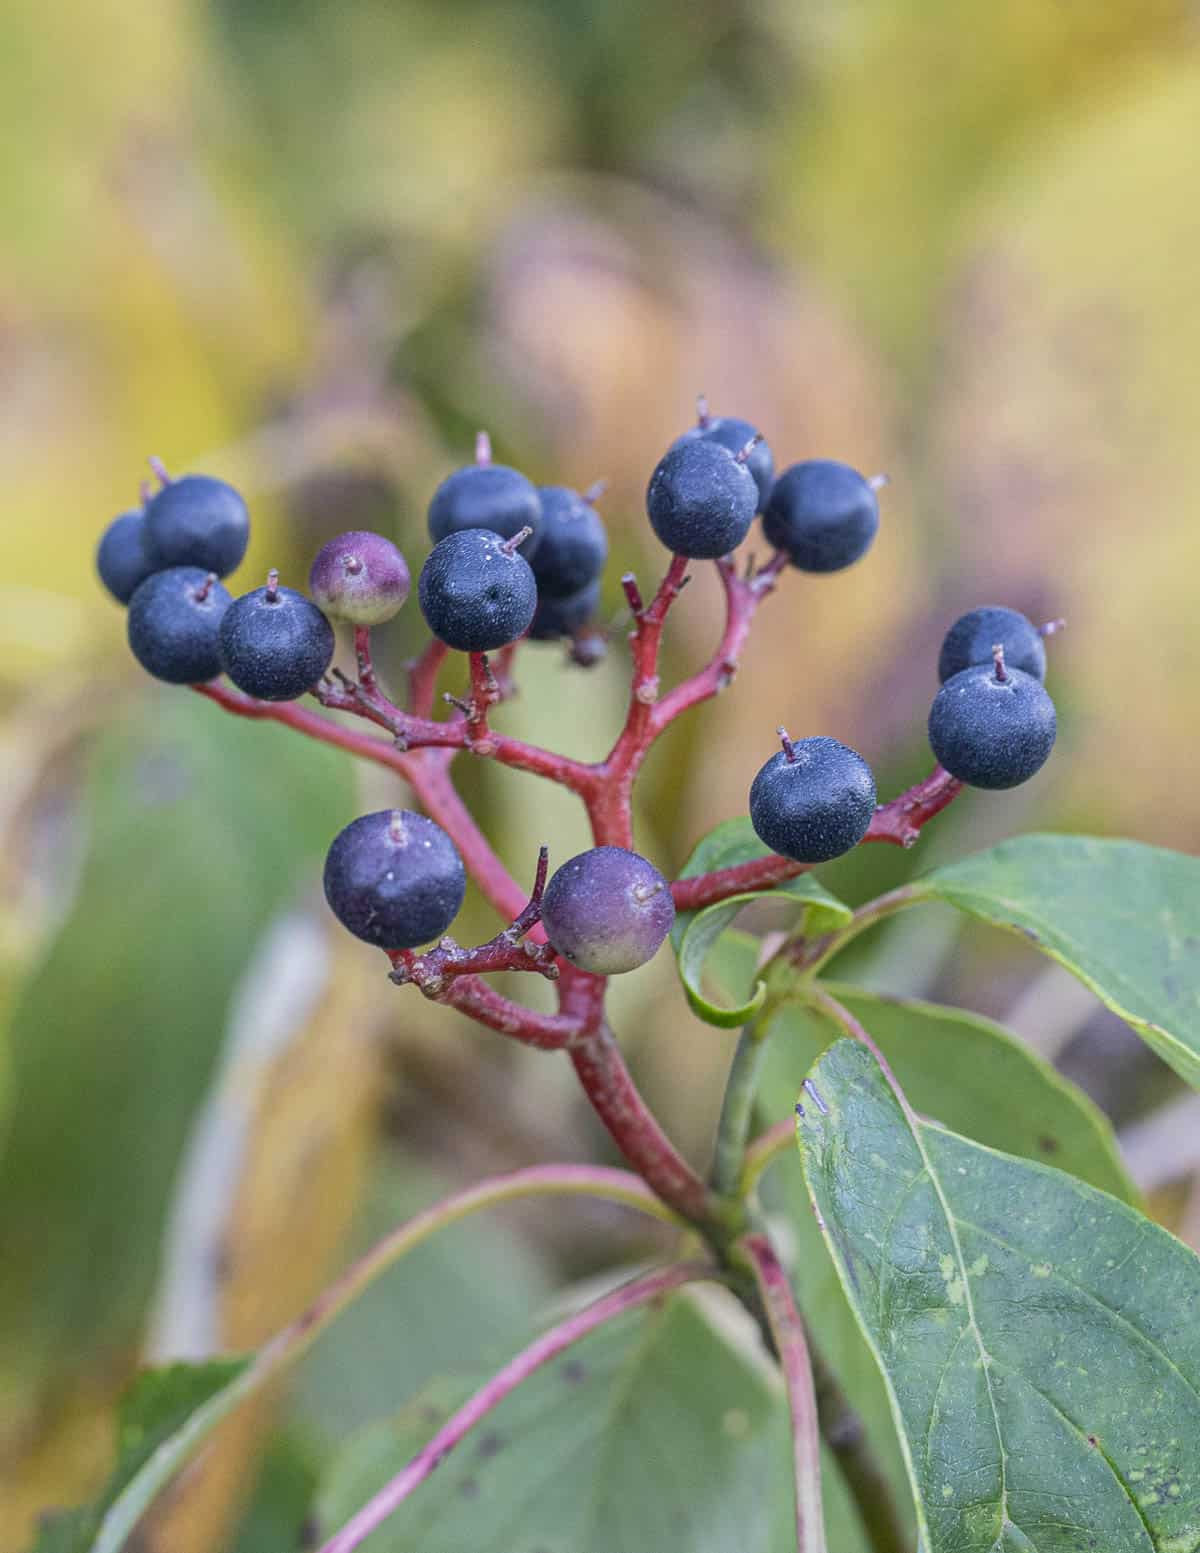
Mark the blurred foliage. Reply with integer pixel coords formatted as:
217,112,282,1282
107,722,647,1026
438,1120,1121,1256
1,0,1197,1545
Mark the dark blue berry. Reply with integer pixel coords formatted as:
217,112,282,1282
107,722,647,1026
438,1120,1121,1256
671,412,774,512
218,577,335,701
127,567,231,684
528,579,601,641
530,487,608,597
309,530,411,625
427,462,541,557
541,847,675,975
749,734,876,864
418,529,538,653
928,657,1056,789
763,460,879,573
97,509,156,604
324,809,466,950
144,475,250,577
646,440,758,559
937,606,1047,684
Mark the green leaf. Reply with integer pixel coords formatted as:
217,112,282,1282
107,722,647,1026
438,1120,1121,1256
760,987,1136,1201
798,1038,1200,1553
28,1359,250,1553
672,818,852,1027
312,1287,870,1553
917,835,1200,1087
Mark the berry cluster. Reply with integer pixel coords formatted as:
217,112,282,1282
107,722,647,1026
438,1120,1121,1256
97,405,1059,1012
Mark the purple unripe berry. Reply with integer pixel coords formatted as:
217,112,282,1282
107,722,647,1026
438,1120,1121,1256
418,529,538,653
97,508,156,604
541,846,675,975
530,487,608,597
671,414,774,512
324,809,466,950
929,658,1056,789
428,463,542,557
938,605,1047,684
144,474,250,578
309,530,411,626
127,566,231,684
763,460,879,573
218,580,335,701
646,440,758,559
749,735,876,864
528,578,601,641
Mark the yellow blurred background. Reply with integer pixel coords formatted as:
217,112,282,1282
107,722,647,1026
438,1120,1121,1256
2,1,1198,1546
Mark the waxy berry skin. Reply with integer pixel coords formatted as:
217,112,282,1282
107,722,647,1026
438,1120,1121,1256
763,460,879,574
427,464,542,557
309,530,411,626
528,579,601,641
144,475,251,578
127,566,232,684
530,487,608,598
929,663,1056,789
671,415,774,511
646,440,758,559
97,509,156,604
324,810,467,950
418,529,538,653
218,584,335,701
749,736,877,864
938,606,1047,684
541,846,676,975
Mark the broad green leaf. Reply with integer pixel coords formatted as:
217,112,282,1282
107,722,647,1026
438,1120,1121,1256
798,1039,1200,1553
672,818,852,1027
312,1288,869,1553
28,1359,250,1553
0,695,353,1397
760,987,1136,1201
917,835,1200,1088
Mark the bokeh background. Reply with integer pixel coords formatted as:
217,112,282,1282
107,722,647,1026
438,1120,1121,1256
2,0,1198,1546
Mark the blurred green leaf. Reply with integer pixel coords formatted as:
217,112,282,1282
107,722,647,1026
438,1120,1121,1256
917,835,1200,1086
312,1289,869,1552
797,1038,1200,1553
672,818,851,1027
0,695,353,1398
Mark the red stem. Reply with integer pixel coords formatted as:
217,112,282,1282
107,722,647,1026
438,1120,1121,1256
315,1260,717,1553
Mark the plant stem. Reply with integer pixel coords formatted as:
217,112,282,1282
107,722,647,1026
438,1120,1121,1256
315,1260,718,1553
809,1346,911,1553
740,1117,796,1195
711,1020,771,1199
738,1234,826,1553
788,885,922,979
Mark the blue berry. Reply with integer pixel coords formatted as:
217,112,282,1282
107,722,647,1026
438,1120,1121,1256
127,567,232,684
144,475,250,577
749,734,876,863
938,605,1047,684
763,460,879,573
309,530,411,625
928,654,1056,789
541,847,675,975
218,576,335,701
97,508,156,604
418,529,538,652
529,578,601,641
427,460,541,557
646,440,758,559
530,487,608,597
671,410,774,511
324,809,466,950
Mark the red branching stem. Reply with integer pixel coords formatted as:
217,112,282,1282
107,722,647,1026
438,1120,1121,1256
607,553,691,773
462,651,501,753
354,625,377,690
740,1233,826,1553
408,638,448,719
434,975,580,1048
863,763,963,848
315,1260,717,1553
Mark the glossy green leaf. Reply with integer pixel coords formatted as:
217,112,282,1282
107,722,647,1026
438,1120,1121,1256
798,1038,1200,1553
672,818,851,1027
312,1288,870,1553
29,1359,250,1553
917,835,1200,1087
